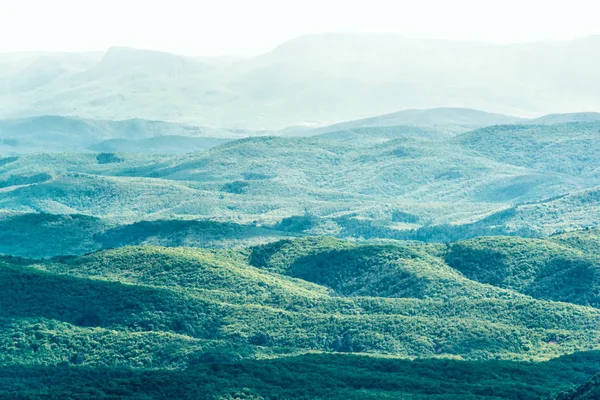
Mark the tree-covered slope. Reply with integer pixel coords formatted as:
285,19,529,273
531,112,600,125
0,213,296,258
445,233,600,307
2,234,600,398
483,187,600,236
1,119,600,240
3,238,600,364
454,122,600,175
315,125,453,143
0,213,109,258
88,135,232,154
248,237,515,299
553,373,600,400
2,352,600,400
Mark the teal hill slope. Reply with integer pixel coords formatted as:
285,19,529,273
0,213,296,258
2,352,600,399
1,120,600,244
553,373,600,400
444,233,600,307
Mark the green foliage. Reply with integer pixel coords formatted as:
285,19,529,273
445,234,600,307
221,181,250,194
0,213,108,258
3,120,600,237
0,214,294,258
0,173,51,188
553,373,600,400
1,231,600,398
1,352,600,399
456,122,600,175
272,214,318,233
96,153,123,164
2,236,600,366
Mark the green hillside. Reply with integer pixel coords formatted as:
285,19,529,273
4,32,600,400
2,233,600,398
1,120,600,242
3,237,600,363
531,112,600,125
553,373,600,400
315,125,452,143
455,122,600,175
0,213,296,258
445,234,600,306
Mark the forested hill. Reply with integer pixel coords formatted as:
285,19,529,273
1,229,600,398
1,120,599,243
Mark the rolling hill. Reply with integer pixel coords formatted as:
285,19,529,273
1,117,600,240
2,232,600,398
4,236,600,363
0,213,297,258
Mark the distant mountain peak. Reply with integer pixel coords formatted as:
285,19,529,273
95,46,190,73
311,107,525,136
532,112,600,124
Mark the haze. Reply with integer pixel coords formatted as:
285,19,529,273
2,0,600,56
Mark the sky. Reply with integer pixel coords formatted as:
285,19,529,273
1,0,600,56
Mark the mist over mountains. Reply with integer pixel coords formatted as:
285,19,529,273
2,33,600,129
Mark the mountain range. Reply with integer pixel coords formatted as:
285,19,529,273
3,33,600,399
2,34,600,129
1,106,600,154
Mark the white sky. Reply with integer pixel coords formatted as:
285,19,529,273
2,0,600,56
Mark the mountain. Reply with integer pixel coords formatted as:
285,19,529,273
3,35,600,129
88,135,232,154
0,115,254,153
311,107,526,136
4,31,600,400
315,125,452,144
532,112,600,125
0,51,102,95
